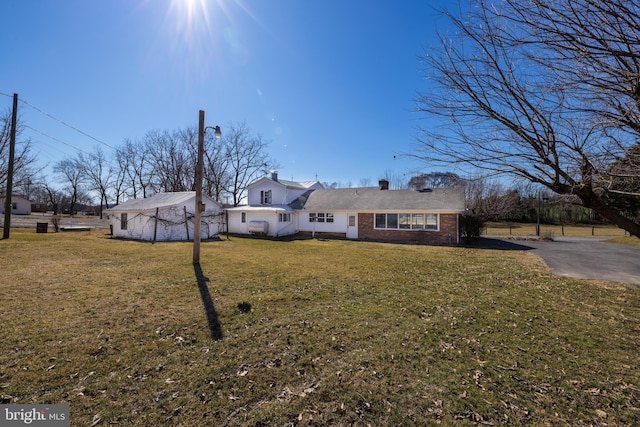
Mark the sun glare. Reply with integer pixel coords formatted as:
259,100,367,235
158,0,259,82
167,0,212,43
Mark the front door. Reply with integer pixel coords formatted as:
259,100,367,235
346,214,357,239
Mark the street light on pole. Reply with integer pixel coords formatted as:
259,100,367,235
193,110,221,264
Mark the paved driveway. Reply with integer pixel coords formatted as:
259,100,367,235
477,237,640,285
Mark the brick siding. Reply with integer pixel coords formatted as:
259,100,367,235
358,213,459,245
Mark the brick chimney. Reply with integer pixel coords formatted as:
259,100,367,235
379,179,389,190
271,170,278,182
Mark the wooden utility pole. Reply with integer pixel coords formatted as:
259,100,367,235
2,93,18,239
193,110,205,264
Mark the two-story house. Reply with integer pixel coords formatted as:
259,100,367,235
226,171,324,237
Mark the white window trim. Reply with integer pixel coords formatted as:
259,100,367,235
309,212,334,223
374,213,439,231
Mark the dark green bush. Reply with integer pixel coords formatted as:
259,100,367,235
459,215,485,243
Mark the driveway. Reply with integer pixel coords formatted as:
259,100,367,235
476,237,640,285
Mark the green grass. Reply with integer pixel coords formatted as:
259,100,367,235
1,230,639,426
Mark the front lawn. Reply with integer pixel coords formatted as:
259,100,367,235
1,230,638,425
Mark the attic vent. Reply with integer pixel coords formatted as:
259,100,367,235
418,188,433,193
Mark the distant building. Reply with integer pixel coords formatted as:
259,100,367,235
0,195,31,215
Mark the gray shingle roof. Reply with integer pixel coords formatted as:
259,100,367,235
105,192,208,212
300,187,465,212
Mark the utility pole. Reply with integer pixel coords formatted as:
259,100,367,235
193,110,205,264
2,93,17,239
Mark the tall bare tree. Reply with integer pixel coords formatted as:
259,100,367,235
145,129,194,193
223,123,276,206
0,109,36,196
77,147,113,218
203,130,232,204
413,0,640,236
116,138,154,199
54,157,88,215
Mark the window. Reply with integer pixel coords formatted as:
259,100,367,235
425,214,438,230
348,215,356,227
399,213,411,229
387,213,398,228
412,214,424,230
12,202,17,210
374,213,438,231
260,190,272,205
241,212,246,223
309,213,334,223
120,213,128,230
279,213,291,222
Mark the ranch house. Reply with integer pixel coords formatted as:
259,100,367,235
226,172,466,244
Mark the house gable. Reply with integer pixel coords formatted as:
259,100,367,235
246,175,323,206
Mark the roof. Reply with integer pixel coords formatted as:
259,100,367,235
301,187,466,212
106,192,218,212
248,176,323,190
225,204,295,212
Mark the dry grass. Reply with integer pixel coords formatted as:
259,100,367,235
483,222,630,238
1,230,639,426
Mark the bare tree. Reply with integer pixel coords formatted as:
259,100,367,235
146,129,194,193
359,178,372,187
54,157,87,215
116,138,154,200
203,130,232,204
380,169,408,189
0,109,36,196
408,172,463,190
40,182,67,215
413,0,640,236
223,123,276,206
77,147,113,218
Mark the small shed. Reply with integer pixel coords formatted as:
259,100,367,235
105,192,223,241
0,195,31,215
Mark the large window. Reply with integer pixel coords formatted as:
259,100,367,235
309,212,334,223
375,213,438,230
260,190,272,205
120,213,128,230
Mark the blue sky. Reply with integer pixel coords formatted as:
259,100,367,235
1,0,449,187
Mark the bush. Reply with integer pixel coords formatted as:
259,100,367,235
460,215,485,243
50,216,61,232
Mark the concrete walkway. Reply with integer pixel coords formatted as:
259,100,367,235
476,237,640,285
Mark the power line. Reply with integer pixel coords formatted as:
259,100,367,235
18,97,117,151
25,125,91,156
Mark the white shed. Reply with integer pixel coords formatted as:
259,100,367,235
0,195,31,215
105,192,223,241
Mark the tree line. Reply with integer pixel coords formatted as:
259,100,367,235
0,114,276,217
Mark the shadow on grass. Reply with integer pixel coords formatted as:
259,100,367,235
193,262,223,341
462,237,536,251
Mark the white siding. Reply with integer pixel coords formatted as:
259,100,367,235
227,209,297,237
0,196,31,215
298,212,349,235
107,195,222,241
